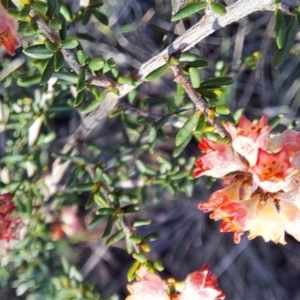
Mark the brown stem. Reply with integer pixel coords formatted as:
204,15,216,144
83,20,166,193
171,65,230,139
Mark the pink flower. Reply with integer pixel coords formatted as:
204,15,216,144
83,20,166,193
224,115,270,166
268,130,300,155
195,115,300,244
194,138,247,178
126,266,225,300
179,264,225,300
126,267,169,300
0,3,19,55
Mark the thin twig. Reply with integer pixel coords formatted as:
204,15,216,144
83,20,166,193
118,102,184,128
29,9,114,89
171,65,230,139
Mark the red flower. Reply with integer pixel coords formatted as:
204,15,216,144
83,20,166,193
179,264,225,300
0,193,15,216
0,3,19,55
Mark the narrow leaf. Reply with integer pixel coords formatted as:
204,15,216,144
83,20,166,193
211,3,227,15
76,69,86,92
144,64,170,82
54,51,64,71
176,112,200,146
171,3,207,21
199,88,218,99
61,37,79,49
275,8,286,49
106,229,125,246
200,76,233,88
173,135,192,157
74,90,84,107
23,45,53,59
127,261,140,282
40,56,54,84
189,67,201,88
274,16,298,68
185,59,209,69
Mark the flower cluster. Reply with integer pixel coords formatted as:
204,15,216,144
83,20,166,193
0,2,19,55
0,193,24,253
194,115,300,244
126,264,225,300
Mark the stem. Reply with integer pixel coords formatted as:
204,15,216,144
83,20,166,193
171,65,230,139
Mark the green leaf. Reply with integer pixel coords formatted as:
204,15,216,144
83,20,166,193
90,0,104,8
211,3,227,15
176,112,200,146
81,8,92,25
173,135,192,157
215,104,230,115
184,59,209,69
133,219,151,227
49,18,62,30
59,4,72,22
189,67,201,88
132,253,148,263
106,229,125,246
18,5,30,20
102,215,113,237
129,235,142,243
92,9,109,25
17,75,41,87
48,0,58,17
23,45,53,59
274,16,298,68
269,114,283,129
200,76,233,88
32,1,48,14
77,50,87,65
122,205,140,213
153,261,164,271
76,69,86,92
61,37,79,49
88,215,106,228
127,261,140,282
88,58,104,71
96,208,115,215
54,71,78,84
0,155,25,164
40,56,54,84
117,76,137,85
74,90,84,107
171,3,207,21
144,64,170,82
275,8,286,49
81,96,105,114
199,88,218,99
45,39,57,51
195,114,206,133
144,232,159,241
179,52,201,62
54,51,64,71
